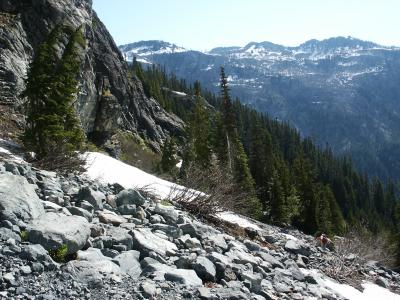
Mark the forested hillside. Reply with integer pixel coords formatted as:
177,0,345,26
131,60,400,238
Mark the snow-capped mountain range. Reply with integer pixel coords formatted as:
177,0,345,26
119,37,400,180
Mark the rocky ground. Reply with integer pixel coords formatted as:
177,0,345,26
0,151,399,300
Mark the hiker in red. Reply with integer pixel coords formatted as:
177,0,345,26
317,233,332,249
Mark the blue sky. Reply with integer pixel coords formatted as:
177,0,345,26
93,0,400,50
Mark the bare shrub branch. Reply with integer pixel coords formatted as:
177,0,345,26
29,149,87,175
321,226,398,285
167,163,254,217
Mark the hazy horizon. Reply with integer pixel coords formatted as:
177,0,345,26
93,0,400,50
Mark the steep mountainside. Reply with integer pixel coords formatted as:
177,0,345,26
119,38,400,179
0,0,183,151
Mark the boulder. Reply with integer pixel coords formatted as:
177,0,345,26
258,252,284,269
375,276,389,288
208,252,232,266
284,240,311,256
0,174,45,222
154,203,179,222
225,249,262,266
66,206,93,222
141,257,202,286
206,234,228,251
66,248,122,287
102,226,133,250
77,187,105,210
179,234,202,249
27,212,90,254
193,256,216,282
20,244,53,262
116,189,146,207
117,204,136,215
112,250,141,278
130,228,177,257
151,223,182,239
240,271,263,293
165,269,203,286
141,281,158,299
0,227,21,242
98,211,127,226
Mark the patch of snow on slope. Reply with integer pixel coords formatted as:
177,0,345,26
84,152,185,199
0,139,24,162
217,212,261,230
303,269,400,300
171,91,187,97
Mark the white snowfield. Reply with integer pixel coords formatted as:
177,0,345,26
303,269,400,300
85,152,185,200
85,151,252,226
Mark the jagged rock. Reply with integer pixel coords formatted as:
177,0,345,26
164,269,203,286
197,287,215,300
117,204,136,215
112,250,141,278
116,189,145,207
140,281,157,299
257,252,284,269
77,187,105,210
225,249,262,266
79,200,94,213
240,271,263,293
98,211,127,225
42,201,63,212
90,224,105,238
102,226,133,250
150,214,166,224
193,256,216,282
151,223,182,239
0,174,45,222
130,228,177,257
27,212,91,254
205,234,228,251
0,227,21,242
66,248,122,287
174,254,197,269
375,276,390,288
284,240,311,257
244,240,261,252
20,244,52,262
105,195,117,208
20,265,31,275
208,252,232,266
66,206,93,222
141,257,202,286
179,234,202,249
154,203,180,222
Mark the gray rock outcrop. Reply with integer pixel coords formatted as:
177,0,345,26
0,174,45,222
0,0,183,150
26,212,90,254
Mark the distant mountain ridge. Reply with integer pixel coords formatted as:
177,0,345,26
119,37,400,180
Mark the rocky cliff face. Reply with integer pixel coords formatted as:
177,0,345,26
0,0,183,150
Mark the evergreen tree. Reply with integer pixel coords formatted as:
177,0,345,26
22,25,85,163
160,138,178,173
316,185,333,234
188,83,212,167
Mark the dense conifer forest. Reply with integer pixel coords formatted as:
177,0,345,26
130,59,400,240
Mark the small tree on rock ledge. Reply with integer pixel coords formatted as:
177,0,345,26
22,24,86,172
